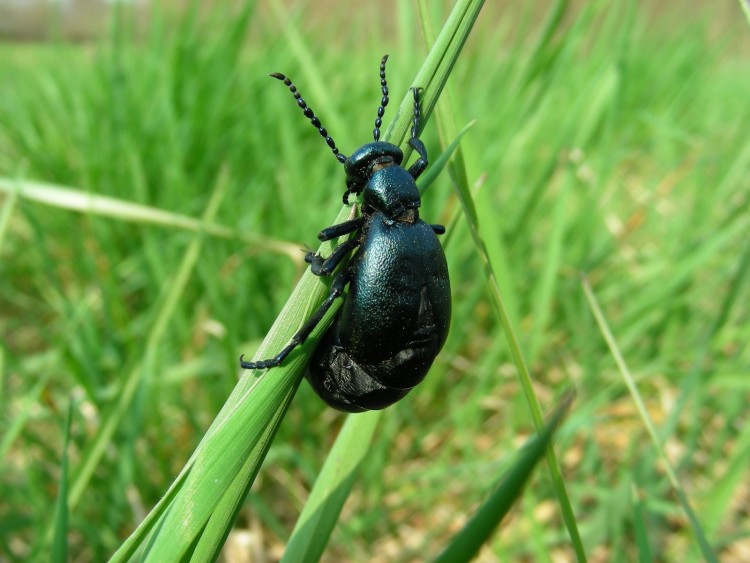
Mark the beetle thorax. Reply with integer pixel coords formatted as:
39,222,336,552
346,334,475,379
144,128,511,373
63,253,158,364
364,166,421,222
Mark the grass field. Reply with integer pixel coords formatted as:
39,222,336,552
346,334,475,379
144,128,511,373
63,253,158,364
1,0,749,560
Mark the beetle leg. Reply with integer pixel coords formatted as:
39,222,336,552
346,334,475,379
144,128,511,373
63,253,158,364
240,270,351,370
317,215,365,241
306,237,360,276
407,87,429,180
429,224,446,235
407,138,429,180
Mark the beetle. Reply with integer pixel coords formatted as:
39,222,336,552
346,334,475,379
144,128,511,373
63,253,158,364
240,55,451,412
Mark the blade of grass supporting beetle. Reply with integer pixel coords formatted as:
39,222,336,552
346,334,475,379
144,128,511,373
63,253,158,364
416,0,586,559
71,171,229,512
384,0,484,151
191,385,300,561
282,411,381,563
109,465,193,561
582,276,718,562
435,393,573,563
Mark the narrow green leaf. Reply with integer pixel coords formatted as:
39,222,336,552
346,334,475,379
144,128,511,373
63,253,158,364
0,177,299,259
50,401,73,563
582,277,718,562
282,411,380,563
435,393,573,563
417,0,585,559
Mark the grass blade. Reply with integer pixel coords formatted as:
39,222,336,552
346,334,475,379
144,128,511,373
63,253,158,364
50,401,73,563
416,0,585,559
282,411,380,563
435,393,573,563
582,276,718,562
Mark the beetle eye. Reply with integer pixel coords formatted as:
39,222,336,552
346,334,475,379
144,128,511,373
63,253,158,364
397,209,418,223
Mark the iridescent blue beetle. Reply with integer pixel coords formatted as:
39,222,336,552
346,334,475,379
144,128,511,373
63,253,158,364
241,55,451,412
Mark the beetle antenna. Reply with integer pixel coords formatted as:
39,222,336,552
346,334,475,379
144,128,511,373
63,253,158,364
372,54,389,141
270,73,347,164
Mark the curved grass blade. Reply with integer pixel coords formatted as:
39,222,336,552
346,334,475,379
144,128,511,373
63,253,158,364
582,276,717,562
435,393,574,563
415,0,585,559
0,177,300,260
281,411,380,563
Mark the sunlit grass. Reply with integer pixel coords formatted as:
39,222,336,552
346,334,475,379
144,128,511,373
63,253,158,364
1,0,749,560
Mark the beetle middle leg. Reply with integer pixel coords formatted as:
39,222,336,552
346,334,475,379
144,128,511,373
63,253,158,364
240,269,351,370
306,237,360,276
305,215,364,276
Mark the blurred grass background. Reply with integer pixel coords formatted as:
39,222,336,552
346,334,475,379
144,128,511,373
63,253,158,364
1,0,749,560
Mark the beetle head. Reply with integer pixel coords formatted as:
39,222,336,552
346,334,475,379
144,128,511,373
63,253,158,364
343,142,403,201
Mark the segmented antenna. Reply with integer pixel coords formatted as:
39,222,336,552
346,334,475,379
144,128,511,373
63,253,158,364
410,87,423,139
373,55,390,141
270,73,347,164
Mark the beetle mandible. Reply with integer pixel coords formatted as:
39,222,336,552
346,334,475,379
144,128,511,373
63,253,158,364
240,55,451,412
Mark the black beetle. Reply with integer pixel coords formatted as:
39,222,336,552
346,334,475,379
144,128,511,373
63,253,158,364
240,55,451,412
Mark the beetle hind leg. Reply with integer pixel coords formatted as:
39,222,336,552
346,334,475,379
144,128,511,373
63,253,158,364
239,269,351,370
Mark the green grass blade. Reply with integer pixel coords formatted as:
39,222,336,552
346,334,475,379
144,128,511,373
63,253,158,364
434,394,573,563
109,469,192,562
50,401,73,563
191,386,300,561
282,411,380,563
417,120,475,194
417,0,585,559
0,177,300,259
582,276,718,562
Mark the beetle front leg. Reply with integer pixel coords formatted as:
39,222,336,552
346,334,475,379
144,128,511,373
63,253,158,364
306,237,359,276
240,269,351,370
407,87,429,180
429,224,445,235
317,215,365,242
407,138,429,180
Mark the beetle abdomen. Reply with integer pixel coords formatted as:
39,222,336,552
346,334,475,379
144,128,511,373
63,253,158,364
339,217,451,362
307,315,442,412
306,337,411,412
306,216,451,412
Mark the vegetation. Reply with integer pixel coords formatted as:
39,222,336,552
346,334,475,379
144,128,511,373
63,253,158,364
1,0,748,560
